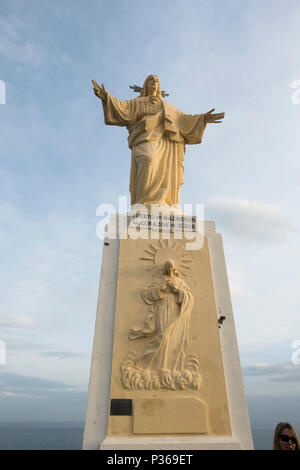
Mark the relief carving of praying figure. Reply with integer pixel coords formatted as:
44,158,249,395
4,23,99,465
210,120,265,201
121,260,202,391
92,75,224,207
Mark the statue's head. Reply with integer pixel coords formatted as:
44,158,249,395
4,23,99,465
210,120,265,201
163,259,179,277
140,74,161,99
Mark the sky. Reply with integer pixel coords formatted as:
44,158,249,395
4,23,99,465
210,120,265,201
0,0,300,432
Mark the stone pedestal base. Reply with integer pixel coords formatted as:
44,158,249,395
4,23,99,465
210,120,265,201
83,219,253,450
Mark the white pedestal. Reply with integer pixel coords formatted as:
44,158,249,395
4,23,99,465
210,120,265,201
82,220,253,450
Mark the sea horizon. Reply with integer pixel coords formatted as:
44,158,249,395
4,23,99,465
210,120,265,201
0,421,287,450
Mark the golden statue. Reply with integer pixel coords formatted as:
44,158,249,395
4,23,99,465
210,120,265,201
92,75,224,207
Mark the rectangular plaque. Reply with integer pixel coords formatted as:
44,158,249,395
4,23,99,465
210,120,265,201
110,399,132,416
127,214,197,232
133,398,207,434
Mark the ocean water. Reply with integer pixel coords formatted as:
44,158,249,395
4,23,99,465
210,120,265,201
252,428,275,450
0,422,273,450
0,422,84,450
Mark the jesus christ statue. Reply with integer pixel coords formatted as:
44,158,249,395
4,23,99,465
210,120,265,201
92,74,224,207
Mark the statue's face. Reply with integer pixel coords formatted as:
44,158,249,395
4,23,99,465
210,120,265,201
146,75,159,97
164,260,175,275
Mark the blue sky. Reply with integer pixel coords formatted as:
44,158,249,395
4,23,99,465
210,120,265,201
1,0,300,431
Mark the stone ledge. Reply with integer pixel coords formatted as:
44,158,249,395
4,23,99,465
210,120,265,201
101,435,242,450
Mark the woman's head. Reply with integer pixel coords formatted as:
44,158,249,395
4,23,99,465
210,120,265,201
273,422,300,450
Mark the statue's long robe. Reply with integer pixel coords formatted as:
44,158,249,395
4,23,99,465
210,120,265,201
129,274,194,373
102,93,207,206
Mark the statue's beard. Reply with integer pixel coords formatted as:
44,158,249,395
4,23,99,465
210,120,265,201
148,95,161,105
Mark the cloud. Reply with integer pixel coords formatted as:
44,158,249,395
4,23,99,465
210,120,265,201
0,195,99,362
40,351,88,359
207,197,296,241
0,371,76,393
1,335,89,363
0,371,87,421
2,338,49,352
226,264,258,300
0,15,43,65
0,0,300,420
2,391,46,399
0,314,35,329
243,362,300,382
0,11,71,68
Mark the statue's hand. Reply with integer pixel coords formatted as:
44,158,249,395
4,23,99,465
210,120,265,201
204,108,225,124
158,284,167,300
92,79,107,102
166,280,178,293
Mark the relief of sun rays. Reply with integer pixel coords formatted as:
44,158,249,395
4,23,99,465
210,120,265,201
140,239,193,276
